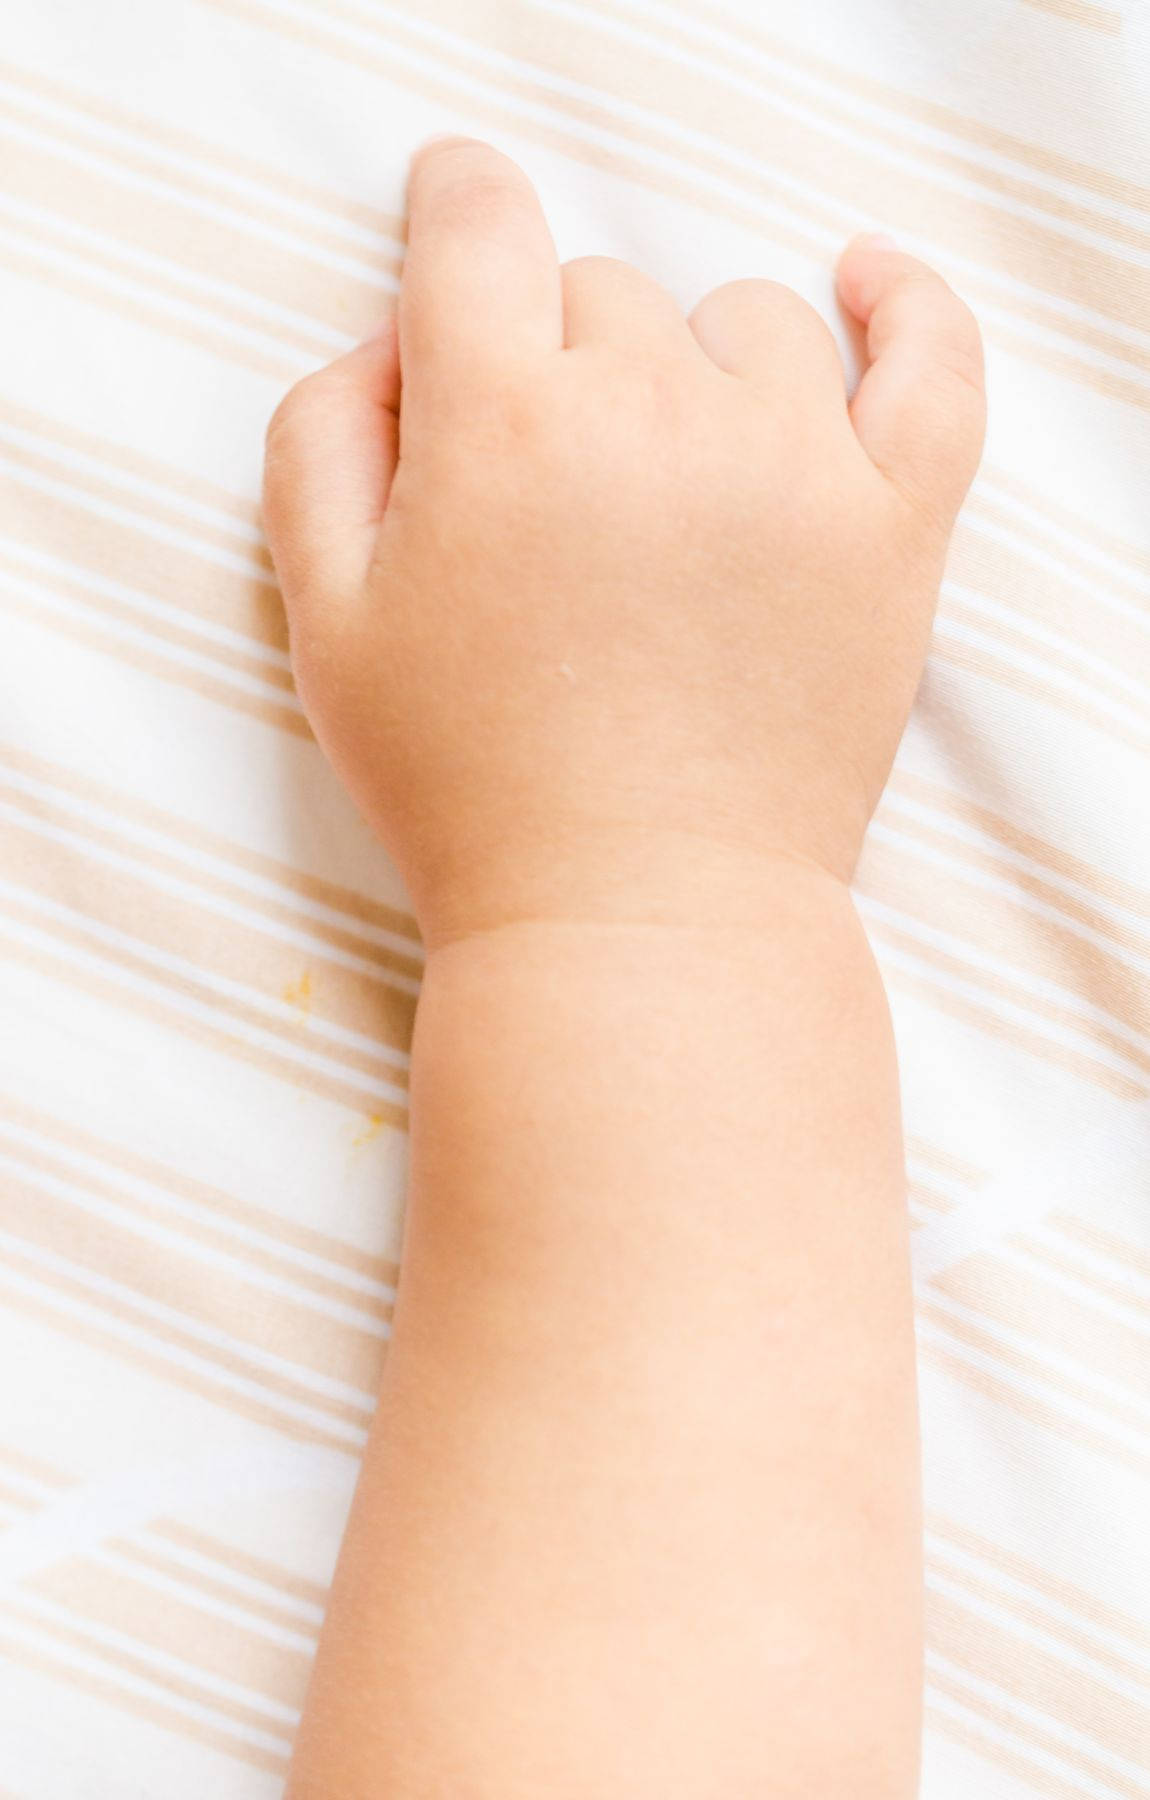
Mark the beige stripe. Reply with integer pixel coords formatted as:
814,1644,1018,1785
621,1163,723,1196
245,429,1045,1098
928,1587,1150,1768
928,1549,1150,1692
0,1480,37,1513
31,1560,312,1709
929,1510,1150,1659
0,1441,69,1488
0,117,392,346
918,1311,1150,1472
862,873,1150,1078
204,0,1150,415
946,601,1150,748
934,629,1150,758
152,1523,330,1612
905,1135,985,1189
671,0,1150,214
1052,1214,1150,1285
0,738,421,948
872,802,1150,998
0,1165,385,1396
908,1179,955,1215
0,468,288,653
880,959,1144,1100
0,1239,376,1432
982,464,1150,583
889,770,1150,926
0,393,262,528
0,1089,397,1285
0,1595,293,1744
0,861,410,1093
265,0,1150,362
936,1254,1150,1394
0,764,419,984
588,0,1141,259
963,495,1150,632
4,58,403,245
943,591,1148,722
0,571,308,739
1014,1235,1150,1322
592,0,1137,246
0,411,271,567
926,1693,1124,1800
981,315,1150,416
0,803,416,1061
0,1124,392,1325
1021,0,1122,30
922,1295,1149,1434
203,0,829,268
0,1278,364,1456
0,226,301,381
0,532,292,695
948,521,1150,702
113,1541,321,1637
0,1624,288,1776
0,925,408,1125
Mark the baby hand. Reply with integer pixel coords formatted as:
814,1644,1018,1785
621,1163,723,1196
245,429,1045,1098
263,139,984,947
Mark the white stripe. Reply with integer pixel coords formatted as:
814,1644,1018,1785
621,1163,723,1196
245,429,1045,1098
927,1562,1150,1703
91,1543,318,1653
926,1646,1150,1784
0,750,423,960
0,454,277,586
0,1258,372,1444
0,67,398,255
925,1674,1128,1800
0,1225,381,1414
0,418,263,545
0,532,293,670
0,870,411,1073
0,565,301,706
0,1597,296,1752
0,1112,396,1305
918,1294,1150,1431
0,907,402,1105
0,214,322,369
0,794,421,1001
926,1531,1150,1675
0,107,395,290
0,1144,389,1333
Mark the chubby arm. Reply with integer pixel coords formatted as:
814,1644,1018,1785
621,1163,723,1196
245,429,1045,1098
263,139,985,1800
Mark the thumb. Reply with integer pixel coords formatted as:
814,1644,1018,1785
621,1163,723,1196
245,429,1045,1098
262,313,401,612
836,237,985,532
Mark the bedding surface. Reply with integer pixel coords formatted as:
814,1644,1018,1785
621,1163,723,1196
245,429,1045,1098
1,0,1149,1793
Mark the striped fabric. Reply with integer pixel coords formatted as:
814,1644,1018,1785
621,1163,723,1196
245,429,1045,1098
1,0,1148,1793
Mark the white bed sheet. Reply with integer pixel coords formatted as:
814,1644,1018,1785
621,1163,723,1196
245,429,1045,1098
1,0,1148,1792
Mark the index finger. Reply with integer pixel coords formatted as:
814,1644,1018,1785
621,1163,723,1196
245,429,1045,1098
400,138,563,406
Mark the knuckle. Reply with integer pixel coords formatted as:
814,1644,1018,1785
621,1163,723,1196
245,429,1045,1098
702,277,816,332
264,372,323,456
264,385,301,454
697,278,839,374
562,253,627,282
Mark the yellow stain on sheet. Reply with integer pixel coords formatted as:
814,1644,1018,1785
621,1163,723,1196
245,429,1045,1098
353,1110,387,1149
284,969,313,1014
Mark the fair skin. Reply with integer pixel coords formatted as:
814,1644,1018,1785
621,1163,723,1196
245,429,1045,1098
263,137,985,1799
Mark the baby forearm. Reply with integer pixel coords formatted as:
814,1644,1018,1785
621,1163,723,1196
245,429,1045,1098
287,866,921,1799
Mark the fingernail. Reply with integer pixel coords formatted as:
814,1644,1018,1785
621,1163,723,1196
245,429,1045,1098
856,230,897,251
